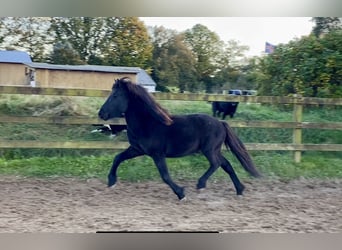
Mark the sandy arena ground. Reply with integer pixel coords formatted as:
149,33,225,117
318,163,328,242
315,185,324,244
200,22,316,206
0,176,341,232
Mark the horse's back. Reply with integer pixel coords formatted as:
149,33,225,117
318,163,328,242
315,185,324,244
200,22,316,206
172,113,223,131
163,114,225,157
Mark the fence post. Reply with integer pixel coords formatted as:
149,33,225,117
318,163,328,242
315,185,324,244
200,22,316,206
293,95,303,163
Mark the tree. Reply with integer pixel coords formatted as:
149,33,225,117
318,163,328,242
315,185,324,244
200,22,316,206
149,26,198,92
50,17,108,64
184,24,224,92
0,17,53,61
50,17,152,68
311,17,342,37
257,30,342,98
49,42,85,65
103,17,153,69
213,40,250,92
237,57,262,91
149,24,252,93
319,30,342,97
0,18,5,45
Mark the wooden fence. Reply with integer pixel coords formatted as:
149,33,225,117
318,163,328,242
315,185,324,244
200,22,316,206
1,85,342,163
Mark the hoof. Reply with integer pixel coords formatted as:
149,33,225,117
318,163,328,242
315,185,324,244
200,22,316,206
236,184,245,195
108,183,116,189
108,175,117,188
197,188,206,193
179,196,187,202
196,182,206,190
176,186,185,200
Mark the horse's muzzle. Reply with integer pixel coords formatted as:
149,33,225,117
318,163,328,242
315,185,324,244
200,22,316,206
98,109,109,121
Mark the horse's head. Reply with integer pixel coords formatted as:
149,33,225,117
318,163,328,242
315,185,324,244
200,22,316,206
98,77,131,121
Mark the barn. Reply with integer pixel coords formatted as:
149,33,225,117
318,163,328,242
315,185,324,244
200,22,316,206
0,50,33,86
0,50,156,92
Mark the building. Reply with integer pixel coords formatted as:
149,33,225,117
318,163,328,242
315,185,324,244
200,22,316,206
0,50,32,86
0,50,156,91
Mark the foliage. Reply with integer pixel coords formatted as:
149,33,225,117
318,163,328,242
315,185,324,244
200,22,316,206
183,24,224,92
50,17,107,64
235,57,261,91
311,17,342,37
49,17,153,69
150,26,198,92
0,17,53,61
1,17,153,69
50,42,85,65
102,17,153,69
1,17,341,96
213,40,251,92
257,30,342,97
0,19,4,44
148,24,250,93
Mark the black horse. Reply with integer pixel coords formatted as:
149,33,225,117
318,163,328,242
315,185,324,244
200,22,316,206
99,77,260,200
212,101,239,120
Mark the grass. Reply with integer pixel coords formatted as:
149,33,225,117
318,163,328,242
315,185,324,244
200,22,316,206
1,151,341,181
0,94,341,181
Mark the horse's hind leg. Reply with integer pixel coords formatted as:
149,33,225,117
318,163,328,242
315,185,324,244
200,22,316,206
219,154,245,195
108,146,143,187
197,151,220,190
152,156,185,200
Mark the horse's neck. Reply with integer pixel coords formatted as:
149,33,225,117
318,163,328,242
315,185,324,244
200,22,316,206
125,102,157,133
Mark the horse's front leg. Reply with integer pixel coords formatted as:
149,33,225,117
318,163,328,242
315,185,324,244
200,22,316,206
152,156,185,200
108,146,143,187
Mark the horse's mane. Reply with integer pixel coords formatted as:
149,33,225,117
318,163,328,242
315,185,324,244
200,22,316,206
115,77,173,125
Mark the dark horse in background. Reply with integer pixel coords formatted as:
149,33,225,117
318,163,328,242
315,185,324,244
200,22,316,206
212,101,239,120
99,77,260,200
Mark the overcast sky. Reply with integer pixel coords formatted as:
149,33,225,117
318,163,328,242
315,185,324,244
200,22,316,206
140,17,314,57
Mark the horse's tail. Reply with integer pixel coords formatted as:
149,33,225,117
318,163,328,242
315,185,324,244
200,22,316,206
222,121,261,178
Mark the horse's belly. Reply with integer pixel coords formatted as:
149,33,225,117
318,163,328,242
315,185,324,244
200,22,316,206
165,141,200,158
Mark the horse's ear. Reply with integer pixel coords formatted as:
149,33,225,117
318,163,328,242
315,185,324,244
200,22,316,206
112,78,119,89
122,77,139,93
121,77,132,84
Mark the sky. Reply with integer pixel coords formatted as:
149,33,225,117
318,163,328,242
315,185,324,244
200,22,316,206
140,17,314,57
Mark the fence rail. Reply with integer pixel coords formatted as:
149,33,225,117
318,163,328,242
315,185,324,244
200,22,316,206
1,115,342,130
1,85,342,162
2,85,342,105
0,140,341,152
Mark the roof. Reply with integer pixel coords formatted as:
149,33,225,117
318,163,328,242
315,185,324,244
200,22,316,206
0,50,32,63
25,62,156,87
136,68,156,86
24,62,139,74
